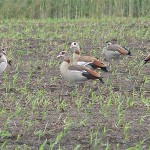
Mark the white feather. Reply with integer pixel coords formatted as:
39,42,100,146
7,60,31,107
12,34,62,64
60,61,87,83
0,54,7,75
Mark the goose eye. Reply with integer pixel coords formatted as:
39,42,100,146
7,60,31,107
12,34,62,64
74,42,76,45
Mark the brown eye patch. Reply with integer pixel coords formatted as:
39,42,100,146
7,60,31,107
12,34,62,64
64,57,71,63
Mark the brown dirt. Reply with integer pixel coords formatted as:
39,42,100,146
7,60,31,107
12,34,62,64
0,31,150,149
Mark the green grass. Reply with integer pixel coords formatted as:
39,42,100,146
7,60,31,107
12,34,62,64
0,0,150,19
0,18,150,149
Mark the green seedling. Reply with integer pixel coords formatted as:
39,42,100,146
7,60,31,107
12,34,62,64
74,144,81,150
57,99,68,111
0,130,11,139
34,129,45,140
1,140,8,150
123,122,131,141
0,18,149,149
39,139,47,150
75,95,84,112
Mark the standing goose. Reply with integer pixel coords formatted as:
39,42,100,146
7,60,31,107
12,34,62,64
144,53,150,64
60,56,104,84
102,39,131,61
0,49,8,83
70,42,108,72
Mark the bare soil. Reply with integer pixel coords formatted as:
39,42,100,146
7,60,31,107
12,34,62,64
0,21,150,150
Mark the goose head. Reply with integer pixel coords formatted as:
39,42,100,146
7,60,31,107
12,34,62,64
70,42,80,51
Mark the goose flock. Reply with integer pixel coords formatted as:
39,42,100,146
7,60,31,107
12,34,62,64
57,40,149,86
0,40,149,85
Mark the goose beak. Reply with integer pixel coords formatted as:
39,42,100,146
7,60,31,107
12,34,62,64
56,54,62,58
70,45,73,49
3,52,6,56
1,49,6,55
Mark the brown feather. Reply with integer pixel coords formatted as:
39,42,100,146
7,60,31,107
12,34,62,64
107,45,128,54
74,49,80,55
117,47,129,55
93,58,106,67
85,67,101,78
68,64,100,78
78,56,94,62
73,47,107,69
78,56,106,67
64,57,71,64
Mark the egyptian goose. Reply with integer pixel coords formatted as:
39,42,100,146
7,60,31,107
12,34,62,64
102,39,131,61
0,49,8,83
144,53,150,64
70,42,108,72
60,56,104,84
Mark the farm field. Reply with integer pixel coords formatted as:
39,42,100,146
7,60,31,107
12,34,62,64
0,18,150,150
